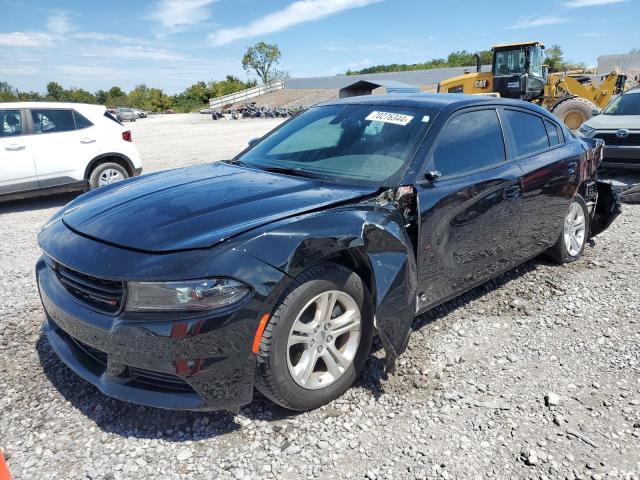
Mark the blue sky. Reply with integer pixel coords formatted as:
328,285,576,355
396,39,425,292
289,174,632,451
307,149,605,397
0,0,638,94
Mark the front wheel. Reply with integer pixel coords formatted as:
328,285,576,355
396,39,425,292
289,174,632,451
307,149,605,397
88,162,129,189
548,195,589,263
255,263,373,411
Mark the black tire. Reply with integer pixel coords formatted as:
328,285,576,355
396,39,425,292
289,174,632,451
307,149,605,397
548,194,590,264
255,262,374,411
88,162,129,190
551,97,597,130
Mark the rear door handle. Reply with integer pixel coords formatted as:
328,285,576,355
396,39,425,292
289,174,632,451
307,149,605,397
80,138,96,144
568,162,577,175
5,144,25,151
504,185,521,200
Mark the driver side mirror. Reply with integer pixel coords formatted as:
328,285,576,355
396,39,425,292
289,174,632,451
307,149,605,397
591,108,600,116
248,137,260,147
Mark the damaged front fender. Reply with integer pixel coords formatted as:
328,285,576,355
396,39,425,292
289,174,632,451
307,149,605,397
241,200,417,372
367,251,416,372
591,181,622,237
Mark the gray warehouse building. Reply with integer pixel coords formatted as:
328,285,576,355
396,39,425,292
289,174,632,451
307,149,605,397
284,65,491,91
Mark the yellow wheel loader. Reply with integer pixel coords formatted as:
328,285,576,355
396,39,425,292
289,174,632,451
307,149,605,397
438,41,627,129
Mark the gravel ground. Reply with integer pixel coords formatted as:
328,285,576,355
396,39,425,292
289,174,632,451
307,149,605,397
129,113,284,172
1,114,639,480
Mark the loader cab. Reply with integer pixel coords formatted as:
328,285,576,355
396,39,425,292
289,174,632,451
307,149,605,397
492,42,546,100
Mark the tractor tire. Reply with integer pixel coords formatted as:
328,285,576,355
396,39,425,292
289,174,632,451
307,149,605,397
551,97,598,130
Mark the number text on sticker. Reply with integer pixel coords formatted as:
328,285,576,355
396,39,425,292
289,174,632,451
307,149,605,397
365,111,414,126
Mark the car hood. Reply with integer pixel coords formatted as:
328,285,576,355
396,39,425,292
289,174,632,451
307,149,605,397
61,163,378,253
584,114,640,130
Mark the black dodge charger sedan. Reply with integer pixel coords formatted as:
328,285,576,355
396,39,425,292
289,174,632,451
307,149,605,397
37,94,621,412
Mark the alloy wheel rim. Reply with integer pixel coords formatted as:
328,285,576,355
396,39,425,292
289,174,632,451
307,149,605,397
563,201,586,257
98,169,124,187
286,290,361,390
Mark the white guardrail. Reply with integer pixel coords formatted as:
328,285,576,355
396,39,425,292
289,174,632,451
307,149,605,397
209,81,284,109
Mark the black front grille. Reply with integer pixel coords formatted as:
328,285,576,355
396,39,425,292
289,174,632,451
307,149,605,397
71,337,193,392
129,367,194,392
72,337,108,364
49,259,124,314
595,133,640,146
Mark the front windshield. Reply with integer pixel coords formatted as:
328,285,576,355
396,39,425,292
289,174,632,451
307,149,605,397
603,94,640,115
236,104,435,186
494,48,526,76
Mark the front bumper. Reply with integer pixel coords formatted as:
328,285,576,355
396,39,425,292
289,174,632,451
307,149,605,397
36,258,258,411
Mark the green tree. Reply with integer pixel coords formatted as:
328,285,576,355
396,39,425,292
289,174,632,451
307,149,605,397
545,45,565,72
242,42,282,84
17,90,44,101
108,86,125,98
106,86,127,107
147,88,171,111
94,89,108,104
127,84,152,110
0,81,17,101
46,81,64,100
346,50,493,75
65,88,97,104
184,81,209,104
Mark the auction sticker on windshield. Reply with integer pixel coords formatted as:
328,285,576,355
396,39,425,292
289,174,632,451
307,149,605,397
365,111,414,126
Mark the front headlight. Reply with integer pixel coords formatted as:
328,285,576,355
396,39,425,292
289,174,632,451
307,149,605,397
579,124,595,135
126,278,250,312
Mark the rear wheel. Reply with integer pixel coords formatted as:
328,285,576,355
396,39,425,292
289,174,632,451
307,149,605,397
255,263,373,411
548,195,589,263
551,97,598,130
88,162,129,189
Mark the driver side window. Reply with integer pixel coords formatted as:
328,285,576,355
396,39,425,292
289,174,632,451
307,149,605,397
432,109,506,177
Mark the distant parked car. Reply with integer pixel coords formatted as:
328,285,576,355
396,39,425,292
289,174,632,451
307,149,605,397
116,107,137,122
199,108,214,114
577,88,640,170
0,102,142,201
132,109,147,118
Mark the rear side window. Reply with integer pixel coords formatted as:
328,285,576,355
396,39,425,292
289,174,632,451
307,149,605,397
544,119,562,146
0,110,22,137
432,109,505,177
31,109,76,134
503,110,549,157
104,111,123,126
73,110,93,129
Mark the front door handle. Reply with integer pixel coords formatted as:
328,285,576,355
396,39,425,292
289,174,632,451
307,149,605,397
568,162,577,175
504,185,521,200
5,144,25,151
80,138,96,144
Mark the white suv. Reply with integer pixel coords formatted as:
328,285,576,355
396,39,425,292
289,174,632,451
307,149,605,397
0,102,142,201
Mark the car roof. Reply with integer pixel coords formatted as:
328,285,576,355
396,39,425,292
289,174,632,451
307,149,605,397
621,88,640,95
318,93,555,118
0,101,108,121
0,101,105,110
